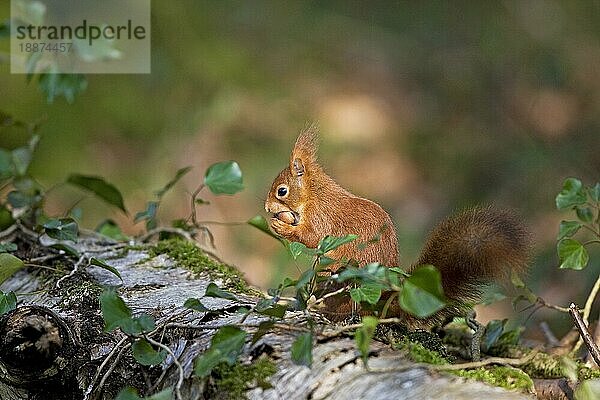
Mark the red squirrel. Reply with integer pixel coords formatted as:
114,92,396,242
265,126,531,326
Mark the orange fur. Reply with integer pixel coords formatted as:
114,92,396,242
265,127,531,325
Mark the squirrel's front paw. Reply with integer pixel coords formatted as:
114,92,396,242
270,217,296,239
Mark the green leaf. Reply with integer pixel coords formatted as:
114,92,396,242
204,161,244,195
295,269,315,290
481,319,505,353
556,178,587,210
479,284,507,305
558,221,582,241
576,207,594,223
590,183,600,202
319,256,335,266
204,282,237,301
50,243,80,257
0,149,12,179
132,338,167,366
0,243,17,253
134,201,158,230
399,265,446,318
155,166,192,198
317,234,358,255
350,284,382,305
43,218,78,242
184,298,209,312
355,316,378,367
288,242,309,260
115,387,173,400
90,258,122,281
194,326,248,377
135,313,156,333
558,239,589,270
38,72,88,104
247,215,280,240
251,320,275,345
95,219,129,241
0,253,24,285
11,147,32,176
67,174,127,213
574,379,600,400
254,299,287,318
291,332,313,367
337,263,388,284
0,205,13,231
0,291,17,316
100,289,133,332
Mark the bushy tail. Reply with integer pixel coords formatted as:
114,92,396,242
412,206,532,306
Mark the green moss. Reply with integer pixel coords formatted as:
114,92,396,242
396,337,449,365
212,357,277,399
451,366,534,392
148,238,252,294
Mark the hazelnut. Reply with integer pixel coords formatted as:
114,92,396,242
276,211,298,225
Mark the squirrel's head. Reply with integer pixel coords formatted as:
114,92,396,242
265,126,319,224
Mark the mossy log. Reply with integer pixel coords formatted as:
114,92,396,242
0,234,534,400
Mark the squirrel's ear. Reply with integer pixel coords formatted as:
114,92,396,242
290,124,318,177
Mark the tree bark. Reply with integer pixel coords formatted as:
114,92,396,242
0,235,534,400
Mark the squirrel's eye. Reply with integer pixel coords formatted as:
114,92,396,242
276,185,289,199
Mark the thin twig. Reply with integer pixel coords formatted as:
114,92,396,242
539,321,560,346
83,336,129,400
370,348,540,374
97,343,132,392
144,337,184,400
55,254,86,289
0,224,17,240
569,303,600,365
572,275,600,355
537,297,572,313
308,285,351,309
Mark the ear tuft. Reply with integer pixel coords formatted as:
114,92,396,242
290,123,319,170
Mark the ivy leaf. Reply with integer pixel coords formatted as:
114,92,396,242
291,332,313,367
251,321,275,345
90,257,122,281
590,183,600,202
50,243,80,257
38,72,88,104
0,205,13,231
194,326,248,377
134,201,158,230
556,178,587,210
481,319,506,353
0,291,17,316
184,298,209,312
155,166,192,198
295,269,315,291
96,219,129,241
11,146,32,176
254,299,287,318
67,174,127,213
558,239,589,270
0,253,25,285
204,161,244,195
0,149,12,180
288,242,309,260
350,284,382,305
43,218,78,242
399,265,446,318
247,215,280,240
0,243,17,253
576,207,594,224
100,289,133,332
558,221,582,241
132,338,167,366
204,282,237,301
317,234,358,255
355,316,378,367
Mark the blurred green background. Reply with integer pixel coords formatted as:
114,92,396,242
1,1,599,337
